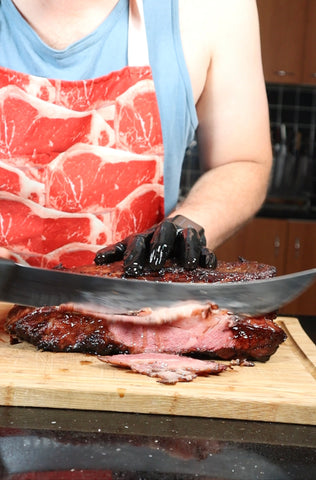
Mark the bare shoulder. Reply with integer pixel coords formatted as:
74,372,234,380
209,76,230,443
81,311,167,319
179,0,259,33
178,0,270,172
178,0,261,103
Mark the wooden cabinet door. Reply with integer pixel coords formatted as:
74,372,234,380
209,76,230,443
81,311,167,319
281,220,316,315
257,0,307,84
215,218,288,275
302,0,316,85
215,218,315,316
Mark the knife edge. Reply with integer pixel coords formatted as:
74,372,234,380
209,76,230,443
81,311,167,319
0,259,315,316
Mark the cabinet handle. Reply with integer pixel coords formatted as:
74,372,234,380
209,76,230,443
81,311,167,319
274,236,280,256
274,70,295,77
311,73,316,78
294,238,300,250
294,238,301,259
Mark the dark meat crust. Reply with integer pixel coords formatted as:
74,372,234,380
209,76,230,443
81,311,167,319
67,258,277,283
5,305,286,361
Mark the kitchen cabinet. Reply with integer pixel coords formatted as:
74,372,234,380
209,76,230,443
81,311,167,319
302,0,316,84
215,217,316,316
214,218,288,274
256,0,316,86
283,220,316,315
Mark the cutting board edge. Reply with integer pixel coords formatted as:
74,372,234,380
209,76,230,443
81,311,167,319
277,316,316,376
1,384,315,426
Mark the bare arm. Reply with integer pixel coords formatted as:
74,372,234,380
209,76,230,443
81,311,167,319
174,0,272,249
0,248,10,259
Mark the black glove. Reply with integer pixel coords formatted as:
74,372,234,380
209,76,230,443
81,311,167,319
94,215,217,277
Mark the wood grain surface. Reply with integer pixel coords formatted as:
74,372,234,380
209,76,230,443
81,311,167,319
0,303,315,425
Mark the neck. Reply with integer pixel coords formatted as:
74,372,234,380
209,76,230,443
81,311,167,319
11,0,120,49
12,0,118,16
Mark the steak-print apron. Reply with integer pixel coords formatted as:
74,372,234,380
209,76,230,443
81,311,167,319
0,0,164,268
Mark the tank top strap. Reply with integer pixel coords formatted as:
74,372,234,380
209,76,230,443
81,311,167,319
128,0,150,66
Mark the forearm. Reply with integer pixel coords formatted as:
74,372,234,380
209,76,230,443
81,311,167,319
172,158,272,249
175,0,273,249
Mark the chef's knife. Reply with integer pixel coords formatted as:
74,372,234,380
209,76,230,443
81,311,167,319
0,258,315,316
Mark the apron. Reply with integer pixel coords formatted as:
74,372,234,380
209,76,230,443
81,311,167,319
0,0,164,268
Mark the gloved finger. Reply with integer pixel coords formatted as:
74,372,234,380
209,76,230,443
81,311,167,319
199,247,217,269
175,227,202,270
123,233,151,277
149,219,178,270
172,215,207,247
198,230,207,247
94,240,127,265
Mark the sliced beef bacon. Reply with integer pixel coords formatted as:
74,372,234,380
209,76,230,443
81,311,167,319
98,353,228,384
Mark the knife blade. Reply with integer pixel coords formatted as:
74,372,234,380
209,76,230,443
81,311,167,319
0,258,315,316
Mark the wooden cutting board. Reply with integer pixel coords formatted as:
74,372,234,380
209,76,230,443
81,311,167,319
0,303,315,425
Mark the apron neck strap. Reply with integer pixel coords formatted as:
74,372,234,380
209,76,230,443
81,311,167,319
128,0,150,66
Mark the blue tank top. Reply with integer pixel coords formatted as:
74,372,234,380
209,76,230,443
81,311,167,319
0,0,198,214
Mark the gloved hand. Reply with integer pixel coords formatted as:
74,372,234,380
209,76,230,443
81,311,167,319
94,215,217,277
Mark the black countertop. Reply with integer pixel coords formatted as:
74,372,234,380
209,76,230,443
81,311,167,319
0,407,315,480
298,316,316,344
258,202,316,221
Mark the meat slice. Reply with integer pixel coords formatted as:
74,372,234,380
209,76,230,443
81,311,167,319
0,85,112,162
46,144,162,212
0,64,153,110
111,183,164,242
0,160,45,204
5,304,286,362
115,79,163,154
43,243,105,270
98,353,228,384
0,193,109,267
59,302,216,326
